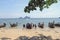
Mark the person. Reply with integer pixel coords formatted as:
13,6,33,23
23,24,25,29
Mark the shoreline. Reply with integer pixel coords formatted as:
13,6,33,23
0,27,60,40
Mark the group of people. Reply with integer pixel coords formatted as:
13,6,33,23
23,21,60,29
23,22,44,29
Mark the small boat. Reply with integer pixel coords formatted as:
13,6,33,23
48,21,55,28
10,22,18,27
0,23,6,28
55,23,60,27
48,22,55,28
38,23,44,28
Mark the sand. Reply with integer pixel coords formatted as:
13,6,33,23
0,27,60,40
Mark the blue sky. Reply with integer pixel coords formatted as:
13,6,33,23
0,0,60,18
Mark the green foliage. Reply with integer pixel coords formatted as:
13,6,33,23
24,0,57,13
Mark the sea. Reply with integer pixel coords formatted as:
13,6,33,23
0,18,60,28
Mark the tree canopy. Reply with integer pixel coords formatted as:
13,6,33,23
24,0,57,13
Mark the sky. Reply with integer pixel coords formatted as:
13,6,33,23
0,0,60,18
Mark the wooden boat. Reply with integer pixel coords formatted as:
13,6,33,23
48,22,55,28
10,22,18,27
55,23,60,27
38,23,44,28
0,23,6,28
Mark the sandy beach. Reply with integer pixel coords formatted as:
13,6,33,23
0,27,60,40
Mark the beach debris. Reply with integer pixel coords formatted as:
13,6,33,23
46,36,53,40
29,36,39,40
39,34,53,40
15,36,29,40
55,39,60,40
15,34,53,40
38,22,44,28
0,23,6,28
39,34,48,40
0,37,11,40
10,22,18,27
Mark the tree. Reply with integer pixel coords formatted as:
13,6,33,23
24,0,57,13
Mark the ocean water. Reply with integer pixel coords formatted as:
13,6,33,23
0,18,60,28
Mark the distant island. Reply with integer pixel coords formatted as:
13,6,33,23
19,17,23,19
24,16,30,19
19,16,30,19
59,17,60,18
